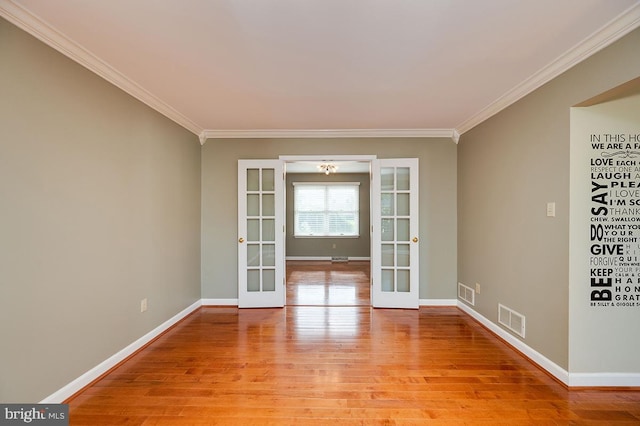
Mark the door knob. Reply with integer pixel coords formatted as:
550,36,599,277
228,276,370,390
412,237,418,243
239,237,245,243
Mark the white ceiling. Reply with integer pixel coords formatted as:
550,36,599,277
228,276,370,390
2,0,639,143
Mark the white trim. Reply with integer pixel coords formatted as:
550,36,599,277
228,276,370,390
458,302,640,387
0,0,203,136
456,302,570,386
452,130,461,144
292,182,361,186
285,256,371,261
456,2,640,134
420,299,458,306
3,0,638,143
38,297,640,402
39,300,202,403
201,298,239,306
293,182,360,238
281,154,377,162
200,128,458,143
286,256,332,261
569,373,640,387
293,236,360,239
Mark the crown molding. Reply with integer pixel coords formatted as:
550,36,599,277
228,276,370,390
451,129,461,144
5,0,638,141
455,1,640,135
0,0,204,136
199,128,458,145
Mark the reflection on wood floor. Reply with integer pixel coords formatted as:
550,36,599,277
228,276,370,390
286,260,370,306
68,306,640,425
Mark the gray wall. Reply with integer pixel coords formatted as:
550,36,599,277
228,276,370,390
0,18,202,402
286,172,370,258
458,27,640,370
202,138,457,300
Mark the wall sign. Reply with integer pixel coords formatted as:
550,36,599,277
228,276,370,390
589,133,640,307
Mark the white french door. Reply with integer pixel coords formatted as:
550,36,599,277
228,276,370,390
371,158,419,309
237,160,285,308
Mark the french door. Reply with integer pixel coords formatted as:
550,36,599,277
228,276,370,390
237,160,285,308
237,157,418,309
371,158,419,309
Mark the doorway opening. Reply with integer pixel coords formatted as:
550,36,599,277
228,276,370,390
238,156,419,309
285,260,371,306
282,156,374,307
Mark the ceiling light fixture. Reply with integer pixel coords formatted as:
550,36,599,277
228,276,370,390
318,163,337,175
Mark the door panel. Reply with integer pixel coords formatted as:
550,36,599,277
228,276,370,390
238,160,284,308
371,159,419,309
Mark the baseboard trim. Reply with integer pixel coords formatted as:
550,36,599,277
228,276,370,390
456,301,570,386
420,299,458,306
569,373,640,387
201,298,239,306
41,297,639,402
286,256,332,261
457,301,640,387
40,300,202,403
285,256,371,261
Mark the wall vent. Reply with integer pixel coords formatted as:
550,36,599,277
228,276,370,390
331,256,348,262
498,303,526,338
457,282,475,306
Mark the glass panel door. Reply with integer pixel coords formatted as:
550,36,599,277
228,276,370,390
238,160,284,308
371,159,419,308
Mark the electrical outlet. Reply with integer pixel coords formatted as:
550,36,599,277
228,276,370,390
140,298,148,313
332,243,336,249
475,283,481,294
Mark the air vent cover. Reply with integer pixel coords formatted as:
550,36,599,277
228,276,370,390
458,282,475,306
498,303,526,338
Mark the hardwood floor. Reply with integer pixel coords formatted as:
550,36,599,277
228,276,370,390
286,260,370,306
67,262,640,425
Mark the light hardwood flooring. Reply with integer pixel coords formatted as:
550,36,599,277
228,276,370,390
67,262,640,425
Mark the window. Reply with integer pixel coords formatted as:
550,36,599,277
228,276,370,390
293,182,360,237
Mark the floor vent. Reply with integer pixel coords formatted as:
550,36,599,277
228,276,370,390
331,256,348,262
457,282,475,306
498,304,526,338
